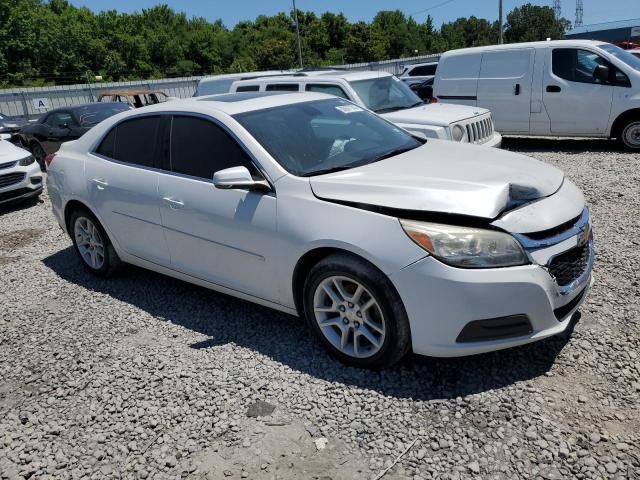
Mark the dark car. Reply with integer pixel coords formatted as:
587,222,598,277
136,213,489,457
409,78,435,103
0,111,29,139
18,103,131,170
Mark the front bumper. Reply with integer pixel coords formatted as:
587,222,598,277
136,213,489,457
480,131,502,148
391,210,593,357
0,162,43,205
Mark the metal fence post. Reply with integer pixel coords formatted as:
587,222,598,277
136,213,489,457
19,91,30,120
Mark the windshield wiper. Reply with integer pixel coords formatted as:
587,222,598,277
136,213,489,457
374,105,407,114
304,166,354,177
369,145,419,163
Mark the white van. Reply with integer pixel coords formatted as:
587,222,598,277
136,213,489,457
228,71,502,147
433,40,640,150
194,71,294,97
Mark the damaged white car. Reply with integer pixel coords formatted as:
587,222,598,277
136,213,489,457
47,93,594,368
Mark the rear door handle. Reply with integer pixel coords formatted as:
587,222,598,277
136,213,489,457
546,85,561,93
162,196,185,209
91,178,109,190
514,83,521,95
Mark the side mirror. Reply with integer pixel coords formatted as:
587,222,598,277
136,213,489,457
212,166,270,192
594,64,609,83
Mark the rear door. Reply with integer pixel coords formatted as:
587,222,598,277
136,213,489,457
542,48,614,134
86,115,171,265
157,115,279,301
477,48,534,133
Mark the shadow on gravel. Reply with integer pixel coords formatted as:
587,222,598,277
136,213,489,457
502,136,619,153
0,196,43,217
44,246,579,401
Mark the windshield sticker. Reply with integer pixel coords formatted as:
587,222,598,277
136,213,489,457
335,105,363,114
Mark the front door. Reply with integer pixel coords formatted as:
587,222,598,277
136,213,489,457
542,47,613,135
158,115,279,302
477,48,534,133
86,115,171,265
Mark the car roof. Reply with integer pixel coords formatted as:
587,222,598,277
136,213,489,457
198,71,295,84
125,92,339,116
441,39,607,57
233,70,393,85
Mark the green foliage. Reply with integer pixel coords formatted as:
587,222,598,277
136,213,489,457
0,1,571,87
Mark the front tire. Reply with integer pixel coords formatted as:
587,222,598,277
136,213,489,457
30,142,47,172
69,209,122,277
618,119,640,151
302,253,411,369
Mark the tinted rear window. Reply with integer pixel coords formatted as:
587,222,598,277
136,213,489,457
265,84,299,92
409,64,437,76
237,85,260,92
96,116,161,168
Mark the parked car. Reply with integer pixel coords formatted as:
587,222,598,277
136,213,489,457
228,71,502,147
433,40,640,150
0,134,42,206
98,89,172,108
194,71,295,97
0,111,29,140
47,92,594,369
409,78,435,102
399,61,439,86
18,103,131,170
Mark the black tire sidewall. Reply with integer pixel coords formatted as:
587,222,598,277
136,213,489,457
69,209,113,276
620,120,640,151
302,254,410,369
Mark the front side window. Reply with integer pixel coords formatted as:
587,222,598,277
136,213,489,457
46,112,75,127
234,98,422,177
349,76,423,113
553,48,630,86
409,65,437,76
95,116,161,168
237,85,260,92
170,116,256,180
265,84,299,92
305,84,349,99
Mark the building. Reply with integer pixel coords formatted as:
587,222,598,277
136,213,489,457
566,19,640,48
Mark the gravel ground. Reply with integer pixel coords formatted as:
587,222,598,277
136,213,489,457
1,138,639,480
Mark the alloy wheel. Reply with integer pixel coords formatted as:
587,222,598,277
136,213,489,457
74,216,105,270
313,275,386,359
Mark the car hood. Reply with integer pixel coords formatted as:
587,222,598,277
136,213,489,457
380,103,490,127
309,140,564,220
0,139,29,160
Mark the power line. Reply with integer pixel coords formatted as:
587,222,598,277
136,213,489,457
409,0,457,17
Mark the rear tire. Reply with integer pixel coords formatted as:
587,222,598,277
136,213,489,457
618,118,640,151
302,253,411,369
69,209,123,277
30,142,46,172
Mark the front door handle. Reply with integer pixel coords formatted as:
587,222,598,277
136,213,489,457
514,83,521,95
546,85,561,93
162,196,185,209
91,178,109,190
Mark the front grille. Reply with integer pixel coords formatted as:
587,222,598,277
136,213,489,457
0,172,25,189
523,214,582,240
547,243,590,286
465,116,494,144
0,160,17,170
553,287,586,321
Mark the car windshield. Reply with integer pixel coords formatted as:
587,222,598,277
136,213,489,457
234,98,422,177
598,43,640,71
73,104,130,126
349,76,424,113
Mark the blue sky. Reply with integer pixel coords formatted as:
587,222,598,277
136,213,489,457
67,0,637,29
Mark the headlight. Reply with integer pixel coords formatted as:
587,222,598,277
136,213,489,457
451,124,466,142
400,219,528,268
18,155,35,166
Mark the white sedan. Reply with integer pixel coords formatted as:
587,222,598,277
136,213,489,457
47,92,593,368
0,134,42,206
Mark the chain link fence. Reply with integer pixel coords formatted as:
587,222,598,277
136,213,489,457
0,54,440,120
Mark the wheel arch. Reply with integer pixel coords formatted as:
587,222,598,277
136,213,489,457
63,199,102,238
610,108,640,138
291,246,398,317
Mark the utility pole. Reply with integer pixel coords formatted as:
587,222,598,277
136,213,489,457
575,0,584,27
292,0,303,69
498,0,503,44
553,0,561,19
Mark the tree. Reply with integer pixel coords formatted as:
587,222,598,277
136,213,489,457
505,4,571,43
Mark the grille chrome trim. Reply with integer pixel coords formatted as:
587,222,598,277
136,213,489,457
513,208,590,250
0,160,17,170
0,172,26,189
460,114,495,144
